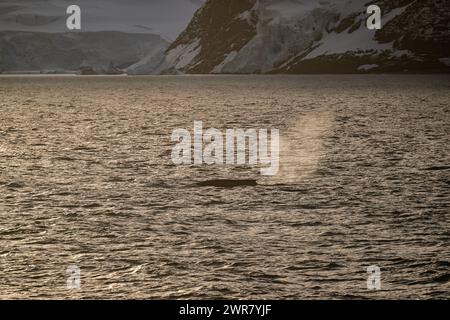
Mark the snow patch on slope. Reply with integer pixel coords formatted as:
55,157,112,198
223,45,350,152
304,3,412,60
172,39,202,69
440,58,450,66
152,39,202,74
126,42,168,75
358,64,379,71
305,28,392,59
212,51,238,73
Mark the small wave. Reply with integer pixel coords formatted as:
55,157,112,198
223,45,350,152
422,166,450,171
432,274,450,283
6,181,25,189
196,179,257,188
52,156,76,161
82,203,102,208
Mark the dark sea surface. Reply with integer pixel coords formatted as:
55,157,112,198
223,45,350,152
0,75,449,299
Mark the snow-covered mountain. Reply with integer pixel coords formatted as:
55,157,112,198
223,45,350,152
0,0,203,74
2,0,448,74
0,31,168,74
159,0,450,74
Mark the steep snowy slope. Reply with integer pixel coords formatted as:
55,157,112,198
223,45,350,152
160,0,450,74
281,0,450,73
155,0,258,74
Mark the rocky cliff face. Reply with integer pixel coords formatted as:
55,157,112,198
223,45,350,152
159,0,450,74
155,0,258,74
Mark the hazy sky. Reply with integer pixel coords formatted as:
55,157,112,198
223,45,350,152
0,0,205,40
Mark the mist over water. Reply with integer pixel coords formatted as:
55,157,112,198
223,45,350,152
0,75,449,299
267,110,335,185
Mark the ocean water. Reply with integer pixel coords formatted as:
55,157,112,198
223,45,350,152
0,75,449,299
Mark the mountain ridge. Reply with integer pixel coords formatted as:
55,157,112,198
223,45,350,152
157,0,450,74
